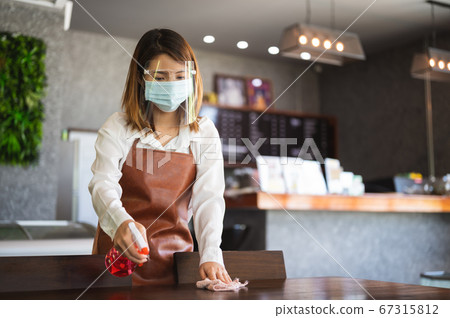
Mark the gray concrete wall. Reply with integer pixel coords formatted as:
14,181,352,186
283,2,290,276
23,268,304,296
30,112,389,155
0,0,65,220
267,210,450,285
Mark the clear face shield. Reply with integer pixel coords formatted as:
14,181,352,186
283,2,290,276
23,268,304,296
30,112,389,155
143,60,197,128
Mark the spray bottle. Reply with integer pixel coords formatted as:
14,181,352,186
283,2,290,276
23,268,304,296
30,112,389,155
105,222,149,277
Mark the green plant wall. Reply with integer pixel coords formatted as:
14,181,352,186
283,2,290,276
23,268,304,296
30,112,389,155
0,32,47,166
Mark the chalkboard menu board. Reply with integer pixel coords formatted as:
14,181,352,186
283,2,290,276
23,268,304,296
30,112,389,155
199,104,337,165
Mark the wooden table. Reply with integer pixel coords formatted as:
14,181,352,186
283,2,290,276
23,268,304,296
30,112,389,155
1,277,449,300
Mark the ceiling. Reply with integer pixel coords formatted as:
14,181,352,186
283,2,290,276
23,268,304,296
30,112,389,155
70,0,450,60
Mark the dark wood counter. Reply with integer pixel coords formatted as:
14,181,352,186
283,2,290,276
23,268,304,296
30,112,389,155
1,277,449,300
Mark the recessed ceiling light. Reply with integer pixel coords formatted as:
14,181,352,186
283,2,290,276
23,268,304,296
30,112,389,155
300,52,311,60
336,42,344,52
312,37,320,47
237,41,248,49
268,46,279,55
298,35,307,45
203,35,215,44
252,78,263,87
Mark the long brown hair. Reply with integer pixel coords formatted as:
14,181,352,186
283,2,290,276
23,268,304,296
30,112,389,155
121,29,203,134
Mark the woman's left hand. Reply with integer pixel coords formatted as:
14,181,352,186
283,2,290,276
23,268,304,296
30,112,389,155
199,262,232,283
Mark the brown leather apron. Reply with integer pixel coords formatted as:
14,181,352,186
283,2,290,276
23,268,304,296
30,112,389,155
92,138,196,286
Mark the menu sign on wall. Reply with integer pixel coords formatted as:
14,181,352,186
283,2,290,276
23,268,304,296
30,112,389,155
199,104,337,164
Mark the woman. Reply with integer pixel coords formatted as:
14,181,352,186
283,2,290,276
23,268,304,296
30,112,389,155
89,29,231,286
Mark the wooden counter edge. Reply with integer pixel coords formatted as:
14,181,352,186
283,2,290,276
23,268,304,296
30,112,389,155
225,192,450,213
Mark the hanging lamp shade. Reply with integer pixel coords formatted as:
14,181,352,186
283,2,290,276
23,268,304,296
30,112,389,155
411,47,450,82
279,24,366,66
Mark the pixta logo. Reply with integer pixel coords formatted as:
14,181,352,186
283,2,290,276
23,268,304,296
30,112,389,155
126,127,324,174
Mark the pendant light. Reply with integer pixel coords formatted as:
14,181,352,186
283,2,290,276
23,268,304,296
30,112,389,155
279,0,365,66
411,47,450,82
410,1,450,83
410,1,450,179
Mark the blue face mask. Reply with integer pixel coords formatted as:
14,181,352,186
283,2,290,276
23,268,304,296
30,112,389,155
144,79,193,112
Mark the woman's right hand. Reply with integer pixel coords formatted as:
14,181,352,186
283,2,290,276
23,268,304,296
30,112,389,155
113,220,149,264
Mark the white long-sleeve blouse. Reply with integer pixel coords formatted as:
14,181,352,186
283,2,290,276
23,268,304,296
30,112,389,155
88,112,225,266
